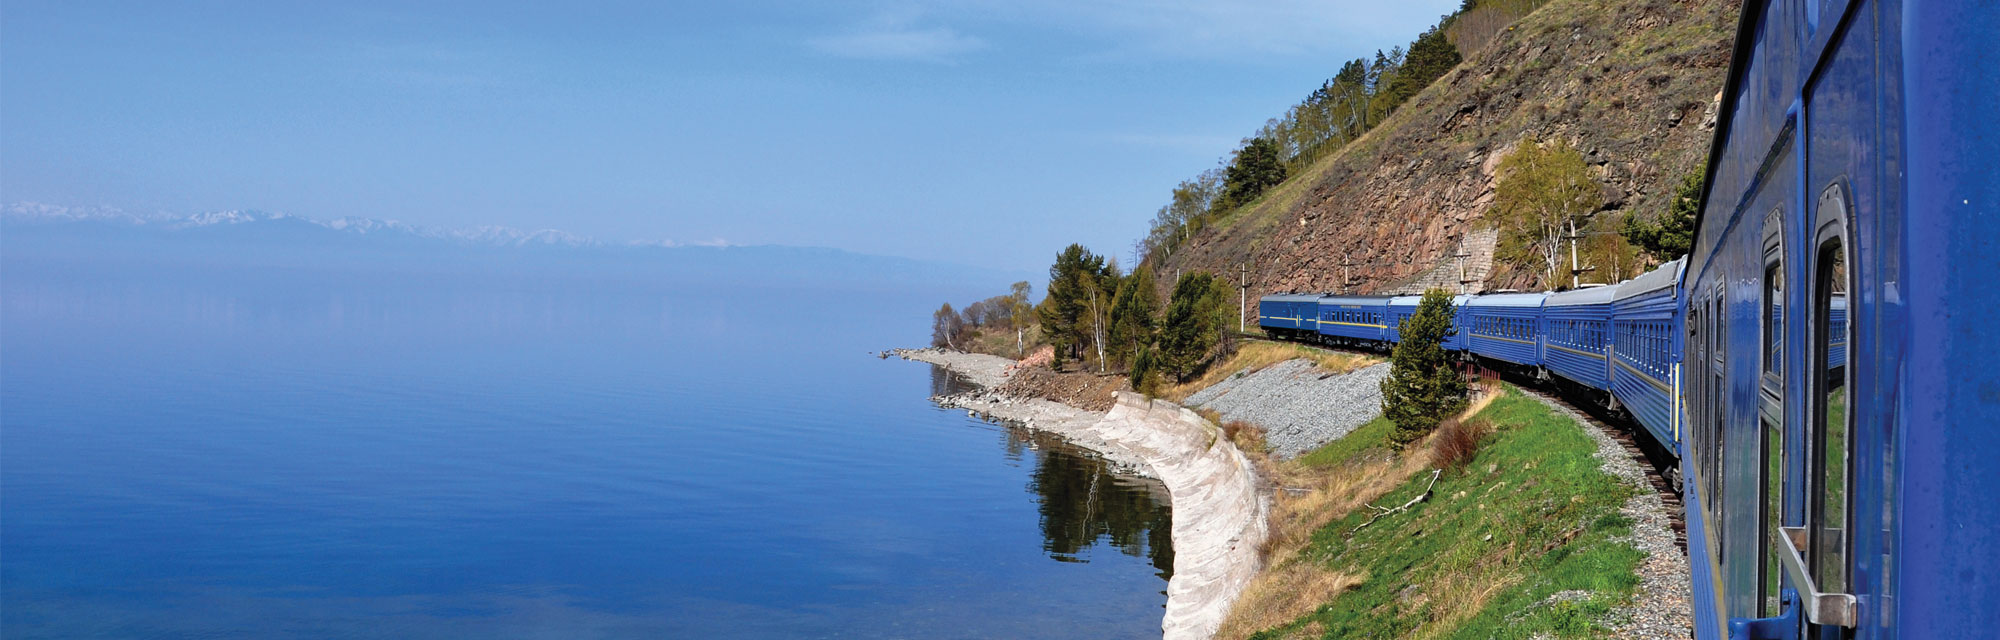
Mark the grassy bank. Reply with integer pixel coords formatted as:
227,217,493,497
1221,385,1645,639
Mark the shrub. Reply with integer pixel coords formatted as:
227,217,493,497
1431,418,1493,470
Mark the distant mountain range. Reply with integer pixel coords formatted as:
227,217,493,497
1,202,697,249
2,203,1030,293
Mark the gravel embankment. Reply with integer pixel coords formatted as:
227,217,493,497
1183,360,1391,458
1522,393,1692,640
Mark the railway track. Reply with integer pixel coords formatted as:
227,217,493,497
1512,385,1689,554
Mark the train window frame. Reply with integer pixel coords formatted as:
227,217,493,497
1805,182,1857,602
1761,207,1786,413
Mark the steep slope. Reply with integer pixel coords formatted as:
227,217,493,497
1161,0,1737,300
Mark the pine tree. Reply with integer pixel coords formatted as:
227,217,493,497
1380,289,1468,449
1107,266,1160,367
1038,244,1110,369
1157,272,1229,382
1216,137,1288,212
1622,163,1703,261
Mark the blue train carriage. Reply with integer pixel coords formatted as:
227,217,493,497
1387,293,1474,351
1677,0,2000,636
1462,292,1546,370
1314,295,1391,348
1608,258,1683,454
1257,293,1323,340
1540,283,1620,395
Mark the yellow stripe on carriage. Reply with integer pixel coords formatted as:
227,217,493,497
1320,321,1386,329
1614,359,1673,394
1548,344,1608,360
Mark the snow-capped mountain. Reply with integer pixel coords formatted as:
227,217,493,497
5,202,612,249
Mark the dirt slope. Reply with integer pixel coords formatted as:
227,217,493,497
1161,0,1737,303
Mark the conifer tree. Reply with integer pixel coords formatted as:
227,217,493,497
1157,272,1228,381
1038,244,1111,369
1380,289,1468,449
1107,266,1160,367
1622,163,1703,261
1216,137,1288,211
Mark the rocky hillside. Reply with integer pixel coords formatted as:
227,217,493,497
1159,0,1737,301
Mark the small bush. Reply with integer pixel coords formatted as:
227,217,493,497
1223,420,1268,454
1431,418,1493,470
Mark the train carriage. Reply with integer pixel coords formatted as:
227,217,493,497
1257,293,1323,340
1678,0,2000,636
1314,295,1391,347
1610,259,1684,453
1463,293,1546,368
1541,284,1620,392
1387,294,1473,351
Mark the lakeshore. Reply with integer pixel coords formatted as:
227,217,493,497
894,348,1268,640
894,345,1692,639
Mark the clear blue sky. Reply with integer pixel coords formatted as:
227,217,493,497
2,0,1457,271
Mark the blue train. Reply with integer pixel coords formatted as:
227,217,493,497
1258,0,1998,633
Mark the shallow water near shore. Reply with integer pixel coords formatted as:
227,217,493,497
0,265,1171,638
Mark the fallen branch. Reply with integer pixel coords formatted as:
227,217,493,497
1353,469,1443,533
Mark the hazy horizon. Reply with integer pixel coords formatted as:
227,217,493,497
2,0,1458,272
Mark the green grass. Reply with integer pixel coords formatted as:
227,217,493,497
1297,415,1395,469
1250,386,1645,639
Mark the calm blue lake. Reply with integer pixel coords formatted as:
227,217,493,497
0,265,1170,638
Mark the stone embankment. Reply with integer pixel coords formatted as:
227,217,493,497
1184,360,1392,458
891,347,1268,640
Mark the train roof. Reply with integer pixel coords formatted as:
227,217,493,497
1544,283,1621,307
1317,295,1393,307
1612,257,1685,302
1465,292,1549,308
1388,294,1475,306
1260,293,1325,303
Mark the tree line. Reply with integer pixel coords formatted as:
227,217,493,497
1138,9,1471,268
932,281,1033,354
1037,244,1234,391
932,244,1237,393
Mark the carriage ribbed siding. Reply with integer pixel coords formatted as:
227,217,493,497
1314,295,1392,344
1464,293,1548,367
1609,259,1683,449
1542,286,1619,391
1387,294,1473,351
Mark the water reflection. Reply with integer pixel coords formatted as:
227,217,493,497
931,365,1174,580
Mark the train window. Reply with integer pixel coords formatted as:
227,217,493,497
1810,231,1851,594
1765,264,1784,376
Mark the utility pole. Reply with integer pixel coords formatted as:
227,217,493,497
1237,263,1249,332
1452,249,1472,295
1566,218,1581,289
1562,218,1599,287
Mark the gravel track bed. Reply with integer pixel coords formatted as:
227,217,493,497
1521,392,1693,640
1182,360,1391,458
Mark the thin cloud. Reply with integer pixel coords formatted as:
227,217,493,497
807,12,987,62
930,0,1460,62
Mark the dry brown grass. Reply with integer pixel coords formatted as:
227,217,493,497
1159,341,1379,402
1214,564,1365,639
1430,418,1494,471
1217,439,1437,639
1222,420,1268,455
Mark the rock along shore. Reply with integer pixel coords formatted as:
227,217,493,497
891,347,1268,640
